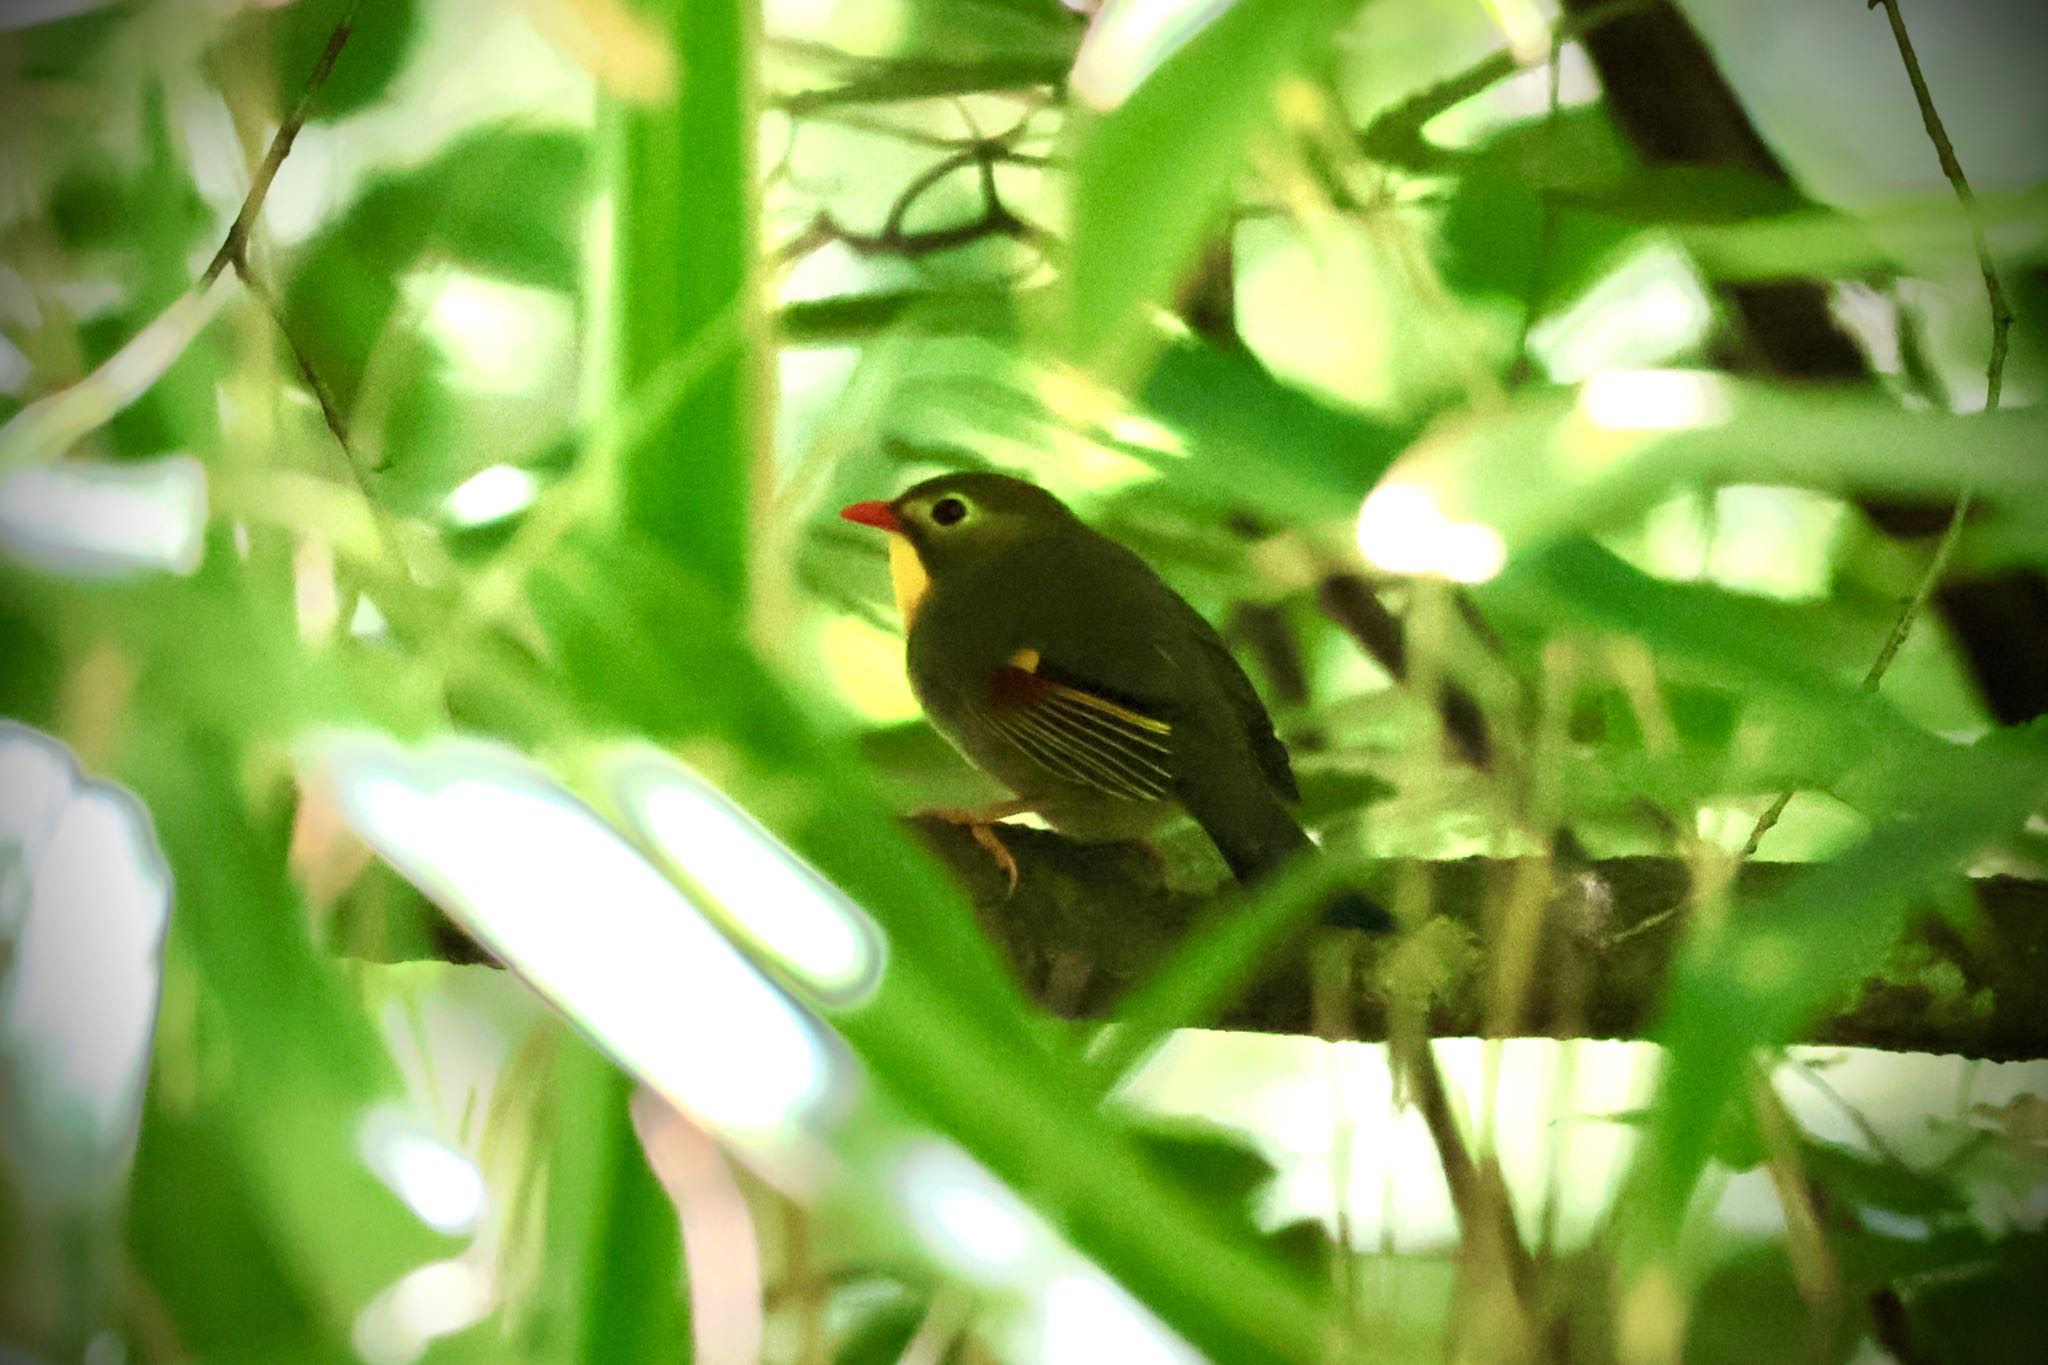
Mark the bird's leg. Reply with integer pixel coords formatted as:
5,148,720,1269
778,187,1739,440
920,800,1032,894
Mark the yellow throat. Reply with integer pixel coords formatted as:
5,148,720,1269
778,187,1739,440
887,533,931,628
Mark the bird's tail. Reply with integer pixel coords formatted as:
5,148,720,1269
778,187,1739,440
1181,772,1391,932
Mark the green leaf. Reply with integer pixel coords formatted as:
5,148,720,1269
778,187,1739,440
1615,724,2048,1266
830,1293,928,1365
1798,1135,1969,1221
1679,181,2048,283
9,3,128,77
523,528,772,745
1127,1116,1285,1213
1087,856,1347,1087
1466,107,1806,224
1687,1241,1862,1365
222,0,420,122
0,588,62,725
1437,162,1636,310
604,0,756,601
1061,0,1350,381
513,1033,689,1363
129,1086,350,1364
1883,1230,2048,1365
281,127,587,416
1377,381,2048,563
1138,339,1408,520
54,85,225,464
122,731,453,1351
1485,538,1913,738
893,0,1086,68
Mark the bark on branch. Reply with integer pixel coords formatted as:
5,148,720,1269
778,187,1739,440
365,817,2048,1061
907,818,2048,1061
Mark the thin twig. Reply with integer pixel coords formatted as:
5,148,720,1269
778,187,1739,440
1871,0,2015,410
202,0,361,287
1784,1053,1906,1167
1354,0,1651,170
201,6,419,607
0,3,357,473
1746,1063,1843,1350
1741,0,2012,863
237,261,416,582
1391,1029,1538,1338
770,41,1067,116
772,132,1040,265
1508,46,1566,384
239,269,369,490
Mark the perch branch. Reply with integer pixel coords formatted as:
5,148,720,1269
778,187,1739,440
909,822,2048,1060
353,823,2048,1061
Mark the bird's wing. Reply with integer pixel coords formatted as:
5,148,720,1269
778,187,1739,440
1039,559,1300,805
966,532,1295,805
1182,603,1299,803
968,650,1176,802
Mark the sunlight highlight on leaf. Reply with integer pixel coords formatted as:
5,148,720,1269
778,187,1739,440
419,273,576,394
1355,482,1508,583
315,735,852,1146
896,1140,1042,1279
1071,0,1235,112
890,1137,1200,1364
443,463,541,527
1479,0,1552,65
0,454,206,579
353,1256,496,1365
606,747,887,1007
1529,243,1713,383
0,723,170,1192
357,1105,489,1234
1577,368,1733,433
1037,1266,1197,1365
1635,485,1848,601
1063,0,1344,381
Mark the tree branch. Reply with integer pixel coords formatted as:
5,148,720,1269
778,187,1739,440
907,820,2048,1060
346,821,2048,1060
771,123,1043,266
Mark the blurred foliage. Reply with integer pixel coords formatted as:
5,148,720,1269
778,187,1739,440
0,0,2045,1363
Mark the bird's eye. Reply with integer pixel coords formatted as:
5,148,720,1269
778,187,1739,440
930,496,968,527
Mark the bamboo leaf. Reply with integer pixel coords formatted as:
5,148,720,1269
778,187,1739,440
1061,0,1350,382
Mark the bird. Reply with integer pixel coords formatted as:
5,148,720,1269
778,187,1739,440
841,470,1388,930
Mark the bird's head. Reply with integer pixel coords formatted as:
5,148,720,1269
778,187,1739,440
841,472,1078,624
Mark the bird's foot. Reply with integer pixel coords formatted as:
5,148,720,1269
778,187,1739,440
921,801,1031,895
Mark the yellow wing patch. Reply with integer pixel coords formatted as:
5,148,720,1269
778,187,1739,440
1005,647,1170,735
1043,677,1172,736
